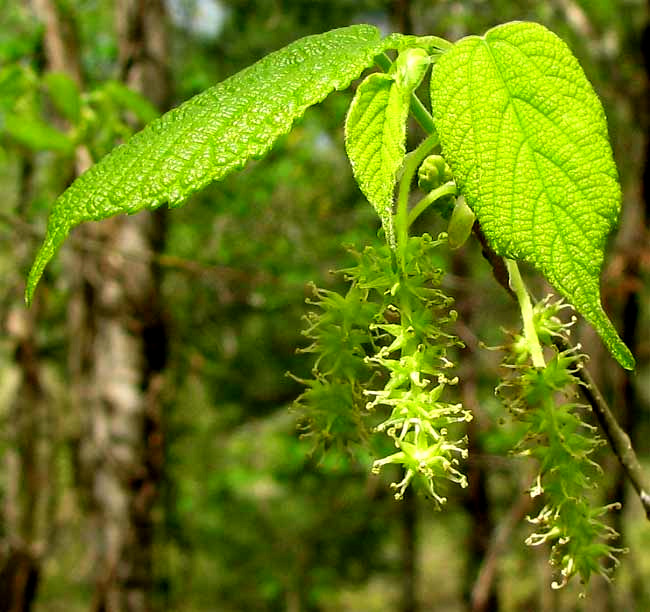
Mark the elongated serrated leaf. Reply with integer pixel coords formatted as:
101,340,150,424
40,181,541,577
26,25,384,303
430,21,634,369
345,49,430,246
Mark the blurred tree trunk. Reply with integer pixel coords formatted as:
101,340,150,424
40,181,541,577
62,1,170,610
390,0,413,36
0,0,85,606
0,159,52,612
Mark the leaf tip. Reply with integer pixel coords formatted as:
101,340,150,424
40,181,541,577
591,306,636,370
24,226,65,306
616,343,636,371
25,254,47,306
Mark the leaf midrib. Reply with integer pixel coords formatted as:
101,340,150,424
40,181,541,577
476,34,597,297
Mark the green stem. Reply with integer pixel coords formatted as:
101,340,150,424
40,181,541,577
409,93,436,135
395,133,439,265
374,52,439,261
408,181,456,227
506,259,545,368
375,53,436,135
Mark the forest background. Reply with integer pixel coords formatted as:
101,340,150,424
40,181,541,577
0,0,649,611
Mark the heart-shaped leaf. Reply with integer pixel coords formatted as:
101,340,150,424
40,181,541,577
430,21,634,369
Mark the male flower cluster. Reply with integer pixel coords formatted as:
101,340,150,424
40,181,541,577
294,235,470,502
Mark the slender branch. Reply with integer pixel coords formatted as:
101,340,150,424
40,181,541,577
408,180,456,226
471,486,534,611
555,336,650,520
475,221,650,520
395,133,438,263
472,223,514,300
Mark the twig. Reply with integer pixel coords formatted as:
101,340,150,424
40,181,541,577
555,335,650,520
473,223,514,300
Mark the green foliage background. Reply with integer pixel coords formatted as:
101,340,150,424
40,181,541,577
0,1,648,610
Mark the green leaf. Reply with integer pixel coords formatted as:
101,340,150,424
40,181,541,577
44,72,81,124
345,49,430,246
381,33,453,55
345,74,405,246
0,65,33,111
26,25,385,303
3,112,73,153
430,21,634,369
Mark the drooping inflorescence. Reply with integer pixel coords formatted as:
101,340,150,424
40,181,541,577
497,297,624,589
293,234,471,503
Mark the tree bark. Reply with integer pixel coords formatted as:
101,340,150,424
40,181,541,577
61,2,170,610
72,223,166,612
1,292,50,612
0,3,88,608
0,144,60,611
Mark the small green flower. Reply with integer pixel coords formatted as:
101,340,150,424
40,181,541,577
533,295,576,345
294,235,470,501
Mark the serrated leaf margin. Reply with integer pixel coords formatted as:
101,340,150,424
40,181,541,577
27,25,391,303
430,21,634,369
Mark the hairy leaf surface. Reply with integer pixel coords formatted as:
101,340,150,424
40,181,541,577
344,74,408,245
345,49,430,246
27,25,385,302
430,21,634,369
